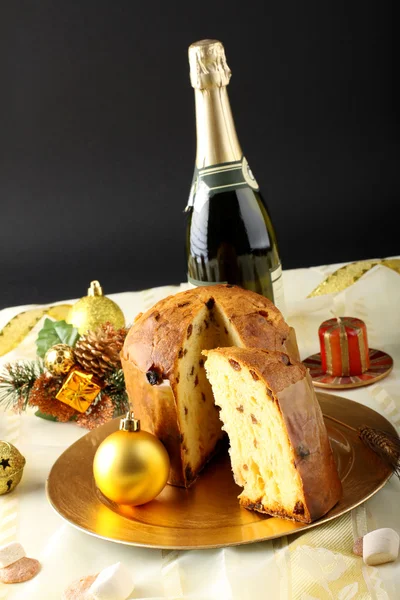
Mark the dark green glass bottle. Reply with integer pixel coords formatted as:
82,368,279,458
185,39,284,310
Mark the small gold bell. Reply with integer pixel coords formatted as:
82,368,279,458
0,441,26,495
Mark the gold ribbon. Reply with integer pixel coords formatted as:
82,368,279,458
0,304,72,357
308,259,400,297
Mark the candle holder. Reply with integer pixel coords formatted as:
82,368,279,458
303,317,393,389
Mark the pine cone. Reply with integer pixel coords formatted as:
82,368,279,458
74,322,128,378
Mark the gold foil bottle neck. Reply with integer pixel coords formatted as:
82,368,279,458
189,39,232,89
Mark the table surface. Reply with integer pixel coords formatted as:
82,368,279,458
1,260,399,600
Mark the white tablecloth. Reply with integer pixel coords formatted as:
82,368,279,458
1,260,400,599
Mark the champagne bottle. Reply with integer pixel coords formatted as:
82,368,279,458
185,39,285,311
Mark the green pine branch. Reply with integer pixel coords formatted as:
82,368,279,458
103,368,130,416
0,360,44,410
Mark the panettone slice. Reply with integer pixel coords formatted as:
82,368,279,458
202,347,342,523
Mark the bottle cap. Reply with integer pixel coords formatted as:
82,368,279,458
188,39,231,89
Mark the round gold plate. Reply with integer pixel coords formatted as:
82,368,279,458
46,392,395,550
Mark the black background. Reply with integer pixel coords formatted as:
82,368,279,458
0,1,398,309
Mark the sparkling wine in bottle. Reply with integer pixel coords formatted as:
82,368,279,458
185,39,285,311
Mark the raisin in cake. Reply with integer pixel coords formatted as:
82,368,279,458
202,347,342,523
121,284,300,487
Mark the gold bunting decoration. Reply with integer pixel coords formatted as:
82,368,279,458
307,259,400,298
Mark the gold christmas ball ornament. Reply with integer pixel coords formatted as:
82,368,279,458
0,441,26,495
44,343,76,375
93,411,170,506
67,280,125,335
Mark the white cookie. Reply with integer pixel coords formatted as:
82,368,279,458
62,574,98,599
0,557,40,584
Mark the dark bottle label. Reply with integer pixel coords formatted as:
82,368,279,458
185,156,259,211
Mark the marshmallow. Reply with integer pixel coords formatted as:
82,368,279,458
0,542,26,568
89,562,134,600
363,528,400,566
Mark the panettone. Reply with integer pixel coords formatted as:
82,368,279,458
121,284,300,487
203,347,342,522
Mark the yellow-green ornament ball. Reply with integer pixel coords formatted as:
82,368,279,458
93,412,170,506
67,280,125,335
44,343,76,375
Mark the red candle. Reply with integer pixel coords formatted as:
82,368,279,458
318,317,370,376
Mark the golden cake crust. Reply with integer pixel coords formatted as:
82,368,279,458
122,359,185,485
123,284,292,377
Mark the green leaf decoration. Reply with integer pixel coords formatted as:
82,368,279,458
34,410,59,421
34,410,77,422
36,319,80,358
